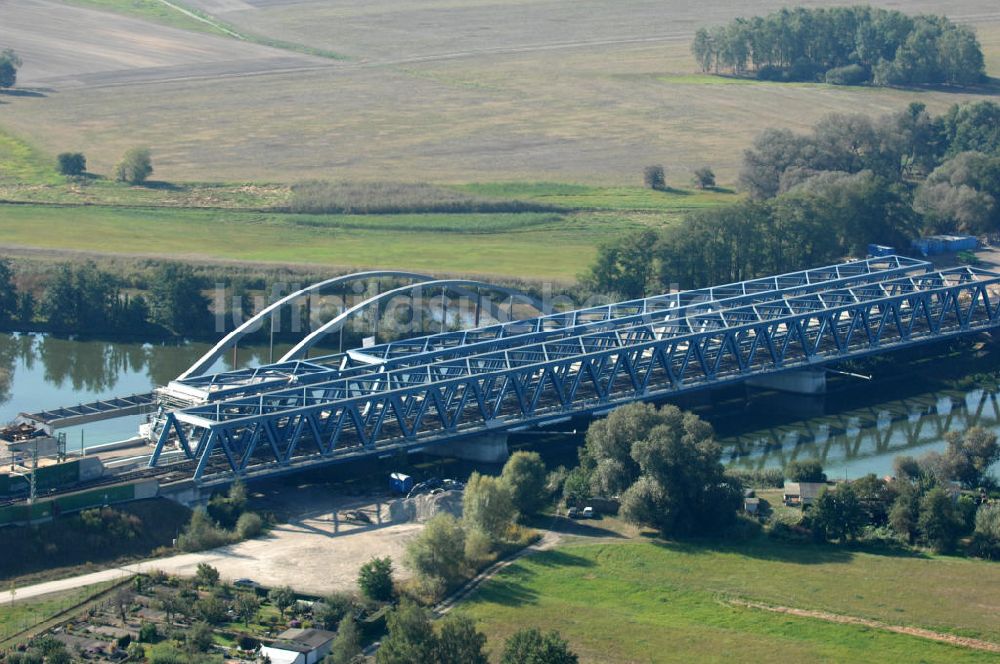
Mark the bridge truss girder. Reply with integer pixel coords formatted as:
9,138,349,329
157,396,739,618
150,263,1000,483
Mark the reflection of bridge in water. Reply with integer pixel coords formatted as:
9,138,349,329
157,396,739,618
725,387,1000,472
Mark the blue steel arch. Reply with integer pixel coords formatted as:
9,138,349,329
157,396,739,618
179,270,435,380
279,279,545,362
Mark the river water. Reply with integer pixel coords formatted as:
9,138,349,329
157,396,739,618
0,333,996,479
0,333,279,449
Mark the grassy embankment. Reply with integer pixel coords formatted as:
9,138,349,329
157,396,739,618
458,534,1000,663
0,130,734,281
0,499,191,588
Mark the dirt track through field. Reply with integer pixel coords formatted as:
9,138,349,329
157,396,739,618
730,598,1000,654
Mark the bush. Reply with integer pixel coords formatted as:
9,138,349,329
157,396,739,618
289,180,559,215
725,467,784,488
235,511,264,539
126,643,146,661
786,57,822,82
643,165,666,190
195,562,220,587
358,556,394,602
56,152,86,175
756,65,784,81
237,634,259,651
463,527,495,568
186,622,214,652
138,622,158,643
970,502,1000,559
177,507,233,552
824,64,870,86
692,166,716,189
314,592,356,629
114,147,153,184
785,460,826,483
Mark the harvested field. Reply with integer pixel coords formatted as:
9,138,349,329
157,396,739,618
0,0,323,90
1,0,998,183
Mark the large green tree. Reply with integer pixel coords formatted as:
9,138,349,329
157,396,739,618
404,513,466,588
500,628,578,664
588,403,742,536
501,451,548,515
376,601,437,664
463,472,516,541
810,483,866,542
918,487,963,553
437,614,489,664
148,263,212,335
0,259,18,324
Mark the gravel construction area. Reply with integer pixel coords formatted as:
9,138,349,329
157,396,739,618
123,513,426,596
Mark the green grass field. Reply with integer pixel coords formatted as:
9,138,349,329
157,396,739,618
0,127,733,280
0,204,647,280
0,580,118,645
458,538,1000,663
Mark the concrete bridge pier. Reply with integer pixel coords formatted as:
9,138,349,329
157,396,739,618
746,368,827,395
421,432,510,463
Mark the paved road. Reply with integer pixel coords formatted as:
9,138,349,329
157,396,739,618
7,568,136,603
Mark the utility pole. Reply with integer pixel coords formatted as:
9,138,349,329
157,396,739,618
28,436,37,506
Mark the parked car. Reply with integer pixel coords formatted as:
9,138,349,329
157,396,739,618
233,578,258,589
567,506,581,518
581,506,595,519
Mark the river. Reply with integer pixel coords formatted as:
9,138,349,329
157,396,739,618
0,333,996,479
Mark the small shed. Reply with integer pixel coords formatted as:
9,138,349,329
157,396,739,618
744,497,760,514
783,481,825,506
260,628,336,664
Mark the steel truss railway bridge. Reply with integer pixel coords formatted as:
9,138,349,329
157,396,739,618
138,255,1000,484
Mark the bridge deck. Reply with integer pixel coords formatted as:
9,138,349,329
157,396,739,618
21,393,156,428
165,255,926,403
148,258,1000,482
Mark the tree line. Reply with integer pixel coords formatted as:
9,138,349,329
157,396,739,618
692,6,986,87
0,259,214,338
549,402,1000,557
588,101,1000,297
789,427,1000,555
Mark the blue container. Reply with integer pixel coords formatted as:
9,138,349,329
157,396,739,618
389,472,413,494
